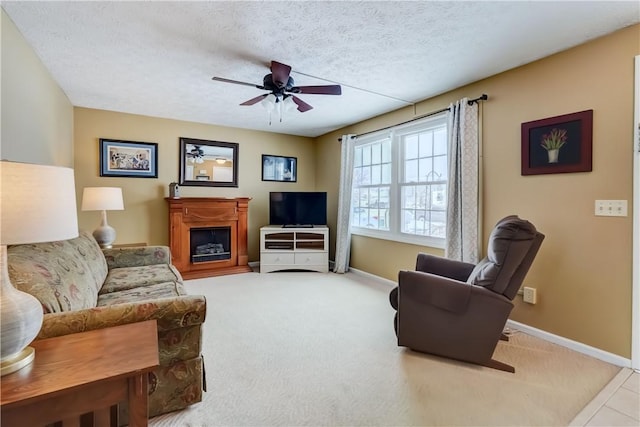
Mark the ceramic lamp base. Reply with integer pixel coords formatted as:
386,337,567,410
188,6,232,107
92,225,116,248
92,210,116,248
1,245,44,376
1,346,35,376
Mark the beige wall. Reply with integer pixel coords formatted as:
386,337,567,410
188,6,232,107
316,24,640,358
1,10,73,166
74,108,315,260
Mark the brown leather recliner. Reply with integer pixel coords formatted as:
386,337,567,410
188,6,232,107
389,215,544,373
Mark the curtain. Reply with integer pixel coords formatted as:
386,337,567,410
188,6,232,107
333,134,356,273
445,98,480,263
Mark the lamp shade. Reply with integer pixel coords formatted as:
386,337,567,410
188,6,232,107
0,161,79,245
81,187,124,211
283,96,297,113
261,94,277,111
1,160,79,375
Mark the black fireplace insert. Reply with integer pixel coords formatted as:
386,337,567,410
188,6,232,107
190,227,231,263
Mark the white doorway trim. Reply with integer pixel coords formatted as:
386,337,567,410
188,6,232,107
632,55,639,371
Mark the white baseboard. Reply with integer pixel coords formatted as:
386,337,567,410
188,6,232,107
348,266,397,287
348,266,631,368
507,320,631,368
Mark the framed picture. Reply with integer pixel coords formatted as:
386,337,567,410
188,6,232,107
262,155,297,182
179,137,238,187
99,139,158,178
521,110,593,175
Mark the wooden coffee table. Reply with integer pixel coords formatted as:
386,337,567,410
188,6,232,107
1,320,159,427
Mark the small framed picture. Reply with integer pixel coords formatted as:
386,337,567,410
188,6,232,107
521,110,593,176
262,155,297,182
99,139,158,178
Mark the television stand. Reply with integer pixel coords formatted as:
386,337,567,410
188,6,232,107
282,224,314,228
260,225,329,273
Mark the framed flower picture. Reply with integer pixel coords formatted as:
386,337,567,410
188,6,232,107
521,110,593,175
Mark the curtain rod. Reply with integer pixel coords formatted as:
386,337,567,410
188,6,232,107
338,94,488,142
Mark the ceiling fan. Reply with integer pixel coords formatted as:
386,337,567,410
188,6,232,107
212,60,342,113
186,145,204,163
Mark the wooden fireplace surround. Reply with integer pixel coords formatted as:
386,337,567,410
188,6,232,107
166,197,251,279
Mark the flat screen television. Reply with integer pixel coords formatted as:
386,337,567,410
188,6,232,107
269,192,327,227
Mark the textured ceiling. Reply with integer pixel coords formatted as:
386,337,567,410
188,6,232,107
2,1,639,137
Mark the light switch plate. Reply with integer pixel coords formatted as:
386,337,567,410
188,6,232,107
595,200,628,217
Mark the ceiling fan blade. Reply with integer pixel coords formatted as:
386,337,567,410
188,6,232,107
270,61,292,88
291,96,313,112
240,94,268,106
290,85,342,95
212,76,265,90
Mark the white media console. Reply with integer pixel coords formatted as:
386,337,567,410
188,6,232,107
259,225,329,273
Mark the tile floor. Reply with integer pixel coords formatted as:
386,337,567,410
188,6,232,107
570,368,639,426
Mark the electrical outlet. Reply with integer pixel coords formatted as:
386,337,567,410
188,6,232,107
523,287,537,304
595,200,628,217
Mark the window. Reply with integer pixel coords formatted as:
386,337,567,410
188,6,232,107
351,114,448,247
352,138,392,231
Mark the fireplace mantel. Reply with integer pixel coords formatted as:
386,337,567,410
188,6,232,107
166,197,251,278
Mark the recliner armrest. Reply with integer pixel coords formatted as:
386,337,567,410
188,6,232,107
399,270,471,313
415,253,475,282
399,270,511,314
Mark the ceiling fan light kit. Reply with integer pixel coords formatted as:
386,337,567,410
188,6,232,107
212,60,341,124
187,146,205,164
260,94,299,124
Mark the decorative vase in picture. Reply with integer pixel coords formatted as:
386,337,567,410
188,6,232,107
541,128,567,164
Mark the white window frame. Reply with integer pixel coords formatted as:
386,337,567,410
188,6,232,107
351,113,448,249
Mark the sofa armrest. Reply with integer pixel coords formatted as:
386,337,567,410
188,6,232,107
36,295,206,340
102,246,173,269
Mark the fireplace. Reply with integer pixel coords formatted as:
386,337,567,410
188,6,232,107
166,197,251,278
190,226,231,263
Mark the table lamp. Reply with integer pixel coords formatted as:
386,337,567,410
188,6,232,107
1,160,79,375
81,187,124,248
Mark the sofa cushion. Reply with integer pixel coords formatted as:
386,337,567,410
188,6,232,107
97,282,186,306
8,231,108,313
100,264,184,294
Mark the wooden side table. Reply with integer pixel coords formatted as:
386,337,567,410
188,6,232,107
1,320,159,427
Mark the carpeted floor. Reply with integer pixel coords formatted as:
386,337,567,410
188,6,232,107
150,271,620,427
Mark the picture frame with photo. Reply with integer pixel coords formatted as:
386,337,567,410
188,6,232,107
99,139,158,178
262,155,297,182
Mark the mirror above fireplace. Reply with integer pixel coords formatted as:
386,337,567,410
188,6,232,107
179,137,238,187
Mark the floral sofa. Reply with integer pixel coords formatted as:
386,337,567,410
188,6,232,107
7,230,206,421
